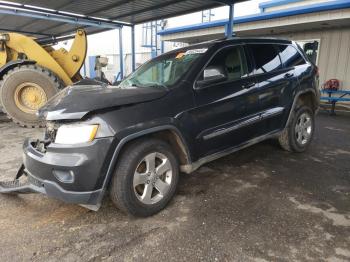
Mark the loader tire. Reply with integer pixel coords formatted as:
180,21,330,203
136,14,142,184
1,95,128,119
0,65,63,128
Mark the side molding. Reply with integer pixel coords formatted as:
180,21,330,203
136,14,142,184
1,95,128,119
181,130,281,174
202,107,284,141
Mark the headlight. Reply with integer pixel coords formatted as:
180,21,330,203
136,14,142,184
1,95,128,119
55,124,99,145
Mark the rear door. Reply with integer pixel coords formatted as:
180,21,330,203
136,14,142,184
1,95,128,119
247,43,299,133
190,44,262,158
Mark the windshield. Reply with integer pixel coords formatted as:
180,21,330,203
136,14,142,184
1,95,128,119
119,48,208,89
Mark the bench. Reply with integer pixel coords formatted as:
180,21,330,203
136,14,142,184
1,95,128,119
320,90,350,115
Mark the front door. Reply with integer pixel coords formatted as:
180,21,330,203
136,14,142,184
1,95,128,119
189,45,261,159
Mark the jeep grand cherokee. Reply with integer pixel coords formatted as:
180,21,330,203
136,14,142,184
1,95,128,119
0,38,320,217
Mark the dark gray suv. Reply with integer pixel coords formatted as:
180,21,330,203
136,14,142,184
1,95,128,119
0,37,320,217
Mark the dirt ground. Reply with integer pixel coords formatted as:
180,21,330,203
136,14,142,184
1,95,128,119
0,113,349,262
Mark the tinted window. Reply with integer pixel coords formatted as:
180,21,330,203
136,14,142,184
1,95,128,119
201,46,249,81
249,44,282,74
277,45,306,67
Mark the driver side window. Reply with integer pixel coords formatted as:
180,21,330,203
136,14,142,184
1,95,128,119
200,46,249,82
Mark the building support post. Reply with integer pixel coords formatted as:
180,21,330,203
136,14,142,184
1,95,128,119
161,41,164,54
83,62,87,77
131,25,136,72
226,3,234,38
155,21,158,57
160,19,165,54
119,27,124,79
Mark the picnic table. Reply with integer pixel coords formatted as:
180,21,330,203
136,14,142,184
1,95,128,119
320,89,350,115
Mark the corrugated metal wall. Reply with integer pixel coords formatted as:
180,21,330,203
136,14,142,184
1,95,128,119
274,27,350,90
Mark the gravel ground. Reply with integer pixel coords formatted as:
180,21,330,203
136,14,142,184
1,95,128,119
0,113,349,262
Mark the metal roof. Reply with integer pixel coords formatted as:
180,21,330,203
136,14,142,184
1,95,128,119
0,14,106,39
159,0,350,36
0,0,240,40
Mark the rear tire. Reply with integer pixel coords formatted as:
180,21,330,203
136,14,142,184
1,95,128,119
278,106,315,152
110,138,179,217
0,65,63,127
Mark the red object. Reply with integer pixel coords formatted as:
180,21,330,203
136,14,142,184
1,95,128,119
322,79,340,91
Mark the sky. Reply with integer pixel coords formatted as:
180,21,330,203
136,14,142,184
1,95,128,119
166,0,266,28
81,0,266,56
53,0,267,78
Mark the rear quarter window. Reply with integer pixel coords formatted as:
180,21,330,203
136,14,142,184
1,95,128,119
277,45,306,68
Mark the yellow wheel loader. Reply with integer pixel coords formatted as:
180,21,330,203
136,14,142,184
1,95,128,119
0,29,87,127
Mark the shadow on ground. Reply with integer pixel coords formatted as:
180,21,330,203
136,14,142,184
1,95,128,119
0,113,349,261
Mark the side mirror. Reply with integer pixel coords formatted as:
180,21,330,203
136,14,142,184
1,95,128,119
196,66,227,89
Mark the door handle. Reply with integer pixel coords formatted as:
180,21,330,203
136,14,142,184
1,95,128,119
284,73,294,78
242,82,255,89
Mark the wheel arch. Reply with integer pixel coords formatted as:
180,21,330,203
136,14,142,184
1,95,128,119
114,125,191,166
286,88,318,127
98,125,192,202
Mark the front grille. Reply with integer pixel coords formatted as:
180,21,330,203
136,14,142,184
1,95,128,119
30,122,60,153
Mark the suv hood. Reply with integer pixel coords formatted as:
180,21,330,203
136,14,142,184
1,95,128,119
39,85,168,121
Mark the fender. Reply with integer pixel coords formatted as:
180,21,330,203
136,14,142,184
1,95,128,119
285,88,317,127
0,60,36,78
95,125,192,205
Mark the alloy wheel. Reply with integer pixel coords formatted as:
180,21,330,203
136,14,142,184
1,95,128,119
295,112,312,145
133,152,173,205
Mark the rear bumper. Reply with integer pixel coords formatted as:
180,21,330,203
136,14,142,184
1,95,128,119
22,137,114,207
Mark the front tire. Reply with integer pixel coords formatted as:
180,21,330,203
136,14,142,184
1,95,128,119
110,138,179,217
278,105,315,152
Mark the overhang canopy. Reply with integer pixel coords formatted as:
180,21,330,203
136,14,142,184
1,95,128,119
0,0,241,40
159,0,350,43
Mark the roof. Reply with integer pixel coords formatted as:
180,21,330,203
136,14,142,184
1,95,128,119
159,0,350,36
175,36,293,49
0,14,106,39
0,0,242,40
205,37,293,48
259,0,305,12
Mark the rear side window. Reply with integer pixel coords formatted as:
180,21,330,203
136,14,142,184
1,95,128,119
249,44,282,74
277,45,306,68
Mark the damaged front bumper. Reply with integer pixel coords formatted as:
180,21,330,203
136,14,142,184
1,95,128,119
0,137,114,210
0,164,45,194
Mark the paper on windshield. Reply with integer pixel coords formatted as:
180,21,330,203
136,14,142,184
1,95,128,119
184,48,208,55
176,48,208,59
